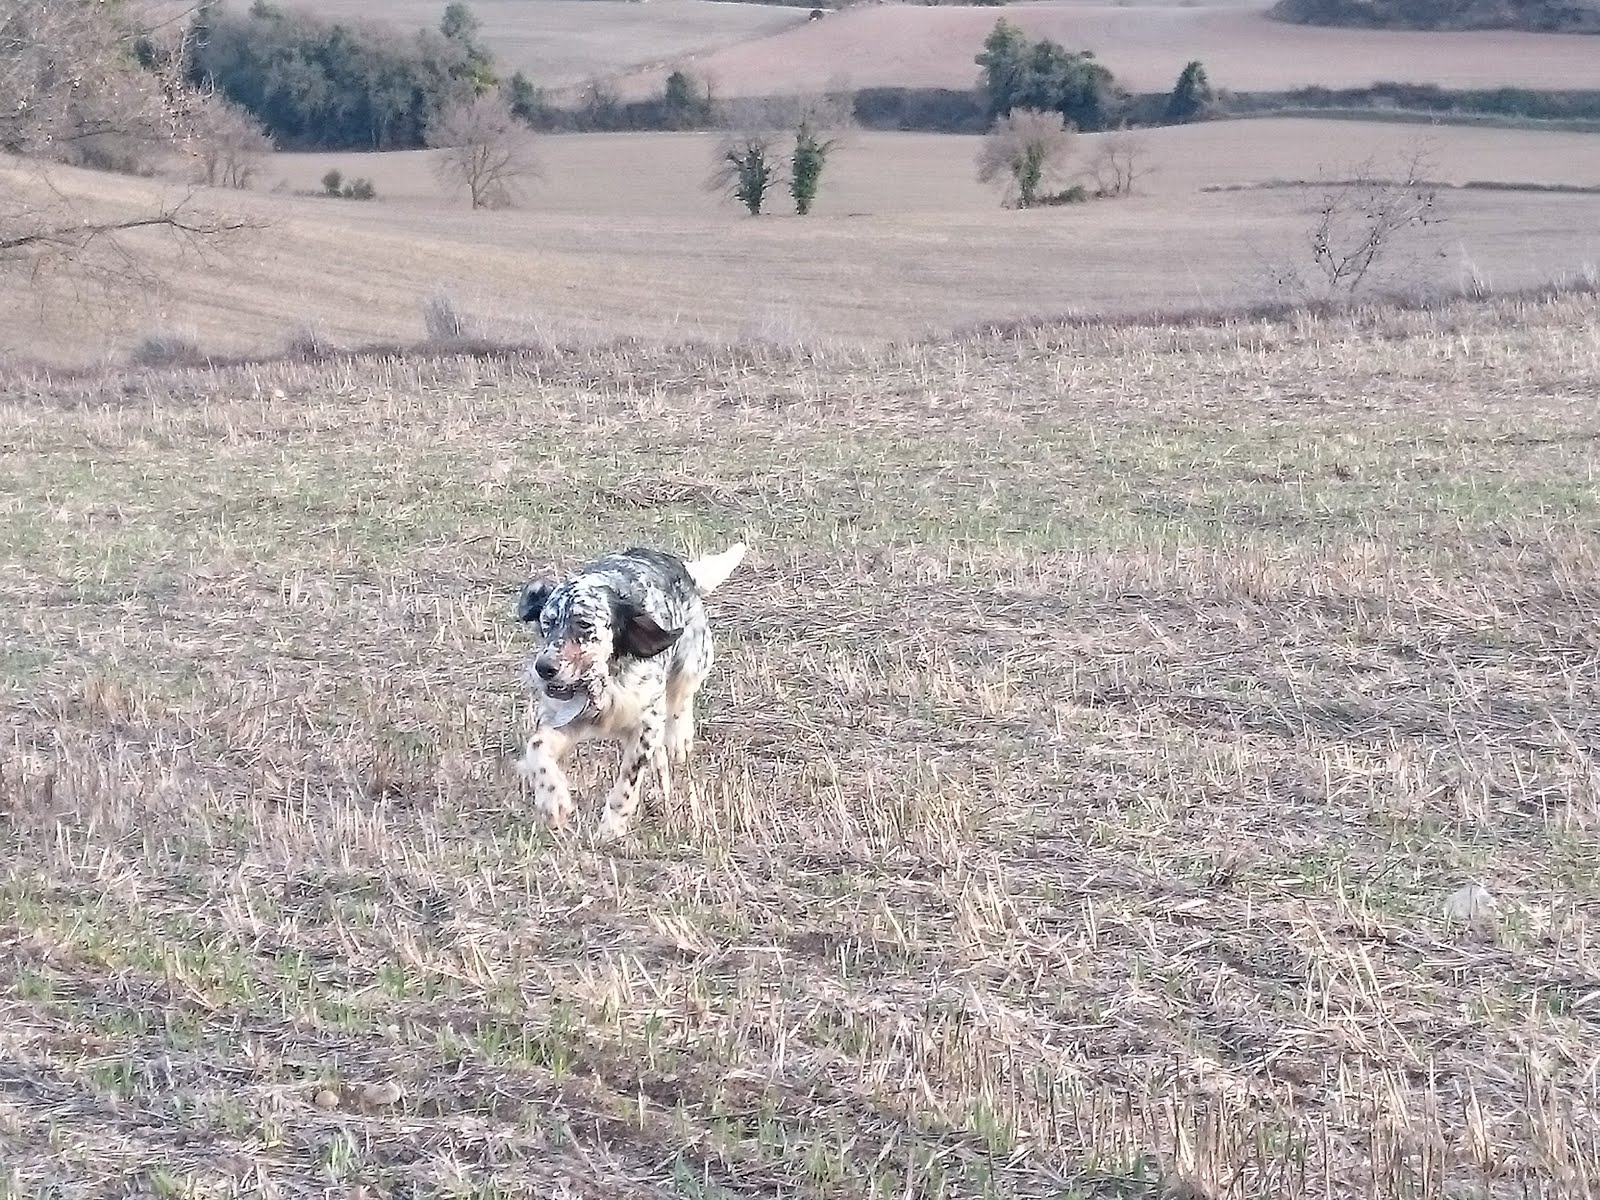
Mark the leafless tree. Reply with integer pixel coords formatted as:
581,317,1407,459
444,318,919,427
1268,144,1449,300
1086,131,1149,198
427,91,541,210
1306,147,1446,295
976,108,1076,209
192,100,275,190
1,0,261,286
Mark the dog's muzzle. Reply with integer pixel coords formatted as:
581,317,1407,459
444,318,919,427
528,653,586,702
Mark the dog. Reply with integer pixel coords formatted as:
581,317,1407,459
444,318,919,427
511,541,747,841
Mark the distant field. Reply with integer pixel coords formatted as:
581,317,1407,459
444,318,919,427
310,0,807,89
5,292,1600,1197
264,121,1600,208
610,0,1600,98
4,118,1598,367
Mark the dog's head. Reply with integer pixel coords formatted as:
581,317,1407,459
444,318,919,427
515,571,683,701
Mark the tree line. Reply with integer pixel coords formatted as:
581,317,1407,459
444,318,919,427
183,5,1221,151
3,0,1225,222
976,20,1216,132
189,0,494,151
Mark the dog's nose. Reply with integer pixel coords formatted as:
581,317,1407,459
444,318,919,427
533,657,558,681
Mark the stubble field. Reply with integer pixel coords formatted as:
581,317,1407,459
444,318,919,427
6,118,1600,367
2,290,1599,1198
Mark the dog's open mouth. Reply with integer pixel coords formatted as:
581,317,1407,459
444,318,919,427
543,681,582,701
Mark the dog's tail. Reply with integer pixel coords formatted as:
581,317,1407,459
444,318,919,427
686,541,747,595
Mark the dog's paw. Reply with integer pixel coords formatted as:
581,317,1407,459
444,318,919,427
534,785,576,833
664,716,695,765
664,729,693,765
538,805,576,835
594,807,632,845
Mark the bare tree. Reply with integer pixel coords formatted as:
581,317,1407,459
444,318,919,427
2,0,177,162
192,100,275,190
1,0,261,286
976,108,1076,209
1268,144,1449,300
427,91,541,210
1086,131,1149,198
1307,148,1445,295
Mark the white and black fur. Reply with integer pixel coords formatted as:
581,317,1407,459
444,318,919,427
512,541,746,841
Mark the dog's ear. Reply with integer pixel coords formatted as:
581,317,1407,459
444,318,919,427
614,601,683,658
515,581,554,623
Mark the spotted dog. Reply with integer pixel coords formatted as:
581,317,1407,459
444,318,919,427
512,541,747,841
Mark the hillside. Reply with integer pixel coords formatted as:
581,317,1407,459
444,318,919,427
606,0,1600,99
1269,0,1600,32
5,119,1600,367
4,291,1600,1197
308,0,809,88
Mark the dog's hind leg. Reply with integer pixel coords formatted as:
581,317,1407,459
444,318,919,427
663,669,705,765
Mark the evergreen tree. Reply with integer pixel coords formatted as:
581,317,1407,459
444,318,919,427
789,117,837,215
974,18,1125,131
440,3,495,92
1165,60,1215,122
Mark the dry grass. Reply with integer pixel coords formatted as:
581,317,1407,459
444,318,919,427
609,0,1600,98
6,120,1600,367
3,290,1600,1198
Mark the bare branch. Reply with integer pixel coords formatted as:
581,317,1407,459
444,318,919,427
0,209,255,256
0,0,268,334
1306,144,1446,296
1085,131,1150,199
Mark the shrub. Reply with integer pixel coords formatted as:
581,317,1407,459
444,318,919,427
316,170,378,200
130,330,205,368
1034,183,1089,206
285,322,337,360
422,292,471,343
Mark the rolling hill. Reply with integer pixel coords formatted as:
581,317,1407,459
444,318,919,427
4,119,1599,367
605,0,1600,98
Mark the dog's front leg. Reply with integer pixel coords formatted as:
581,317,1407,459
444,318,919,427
515,726,578,832
595,700,666,844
